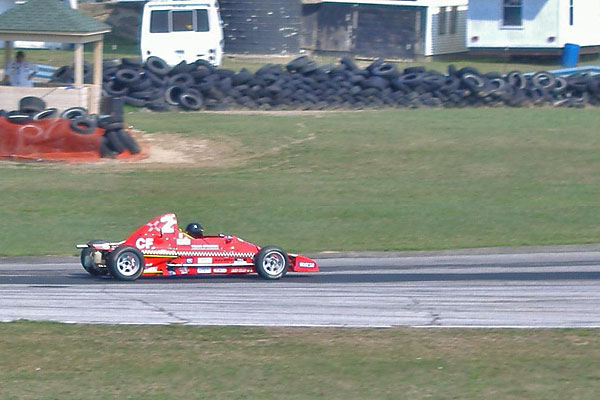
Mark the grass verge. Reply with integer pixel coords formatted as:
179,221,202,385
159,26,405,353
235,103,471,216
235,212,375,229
19,47,600,74
1,108,600,256
0,322,599,400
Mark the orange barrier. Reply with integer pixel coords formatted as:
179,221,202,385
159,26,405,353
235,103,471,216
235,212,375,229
0,117,144,162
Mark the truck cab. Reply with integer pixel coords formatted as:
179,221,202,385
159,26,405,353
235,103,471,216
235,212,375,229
140,0,224,66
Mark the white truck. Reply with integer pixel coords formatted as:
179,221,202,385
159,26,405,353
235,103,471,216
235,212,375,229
140,0,224,66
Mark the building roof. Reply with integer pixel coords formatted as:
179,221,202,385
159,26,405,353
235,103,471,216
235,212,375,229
0,0,111,34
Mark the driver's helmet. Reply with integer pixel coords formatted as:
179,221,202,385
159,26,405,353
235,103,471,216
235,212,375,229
185,222,204,238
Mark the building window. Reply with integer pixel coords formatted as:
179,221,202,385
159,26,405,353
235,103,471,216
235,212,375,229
438,7,447,35
569,0,574,25
449,6,458,34
503,0,522,27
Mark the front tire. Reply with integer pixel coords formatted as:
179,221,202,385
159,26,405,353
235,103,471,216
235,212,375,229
107,246,145,281
254,246,289,280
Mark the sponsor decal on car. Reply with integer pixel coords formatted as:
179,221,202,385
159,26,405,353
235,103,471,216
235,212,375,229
177,237,191,245
196,267,211,274
230,267,254,273
191,244,220,250
186,258,193,264
299,262,316,268
179,267,189,274
197,257,212,264
213,268,227,273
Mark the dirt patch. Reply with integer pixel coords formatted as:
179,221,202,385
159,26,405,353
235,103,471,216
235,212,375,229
134,130,245,168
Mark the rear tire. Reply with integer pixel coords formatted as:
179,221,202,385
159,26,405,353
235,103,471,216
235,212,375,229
80,241,108,276
107,246,145,281
254,246,289,280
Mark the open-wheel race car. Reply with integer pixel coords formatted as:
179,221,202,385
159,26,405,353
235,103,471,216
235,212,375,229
76,213,319,281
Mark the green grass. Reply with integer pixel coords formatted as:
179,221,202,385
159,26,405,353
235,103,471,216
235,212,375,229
19,45,600,74
0,322,599,400
1,108,600,256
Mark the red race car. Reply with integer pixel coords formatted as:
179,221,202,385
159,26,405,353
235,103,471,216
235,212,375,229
76,213,319,281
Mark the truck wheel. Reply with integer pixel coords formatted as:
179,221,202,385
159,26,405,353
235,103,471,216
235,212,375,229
107,246,145,281
254,246,289,280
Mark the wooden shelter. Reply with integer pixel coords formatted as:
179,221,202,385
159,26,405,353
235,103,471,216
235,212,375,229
0,0,110,113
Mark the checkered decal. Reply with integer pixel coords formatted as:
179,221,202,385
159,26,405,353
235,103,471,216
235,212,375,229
142,249,255,258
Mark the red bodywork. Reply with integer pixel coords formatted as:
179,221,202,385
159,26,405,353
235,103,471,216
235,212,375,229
84,213,318,277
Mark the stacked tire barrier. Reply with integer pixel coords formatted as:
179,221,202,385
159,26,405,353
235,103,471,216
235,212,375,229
0,96,141,160
50,56,600,111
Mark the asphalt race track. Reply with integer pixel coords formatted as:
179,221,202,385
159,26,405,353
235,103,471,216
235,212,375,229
1,250,600,328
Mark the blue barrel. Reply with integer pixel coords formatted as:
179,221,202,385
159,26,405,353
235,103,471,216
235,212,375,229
561,43,580,67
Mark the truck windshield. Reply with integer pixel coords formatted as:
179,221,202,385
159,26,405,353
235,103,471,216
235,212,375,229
149,9,210,33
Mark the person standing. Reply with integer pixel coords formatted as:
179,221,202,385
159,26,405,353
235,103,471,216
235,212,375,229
7,51,38,87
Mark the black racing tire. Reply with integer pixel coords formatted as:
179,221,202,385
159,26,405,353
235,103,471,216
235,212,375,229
299,61,318,75
102,121,125,132
396,73,423,88
566,74,589,92
179,92,204,110
146,100,171,112
99,137,118,158
19,96,46,114
116,68,141,86
165,85,186,105
170,60,196,75
104,129,126,153
61,107,87,120
403,66,426,74
461,73,487,92
532,71,556,89
6,111,32,124
98,115,123,129
144,56,170,76
122,57,143,67
422,73,446,90
341,56,358,71
232,69,253,86
130,77,152,92
168,73,194,87
286,55,310,72
70,117,97,134
254,246,289,280
506,71,527,90
117,130,141,154
107,246,145,281
371,63,400,79
33,108,58,120
123,96,147,107
104,81,129,97
81,242,109,276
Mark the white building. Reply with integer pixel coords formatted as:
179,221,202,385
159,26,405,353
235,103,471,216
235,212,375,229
468,0,600,53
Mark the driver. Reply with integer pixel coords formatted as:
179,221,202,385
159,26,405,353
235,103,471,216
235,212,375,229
185,222,204,238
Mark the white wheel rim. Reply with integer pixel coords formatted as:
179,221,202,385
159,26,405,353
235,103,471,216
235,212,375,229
116,253,140,277
262,251,285,276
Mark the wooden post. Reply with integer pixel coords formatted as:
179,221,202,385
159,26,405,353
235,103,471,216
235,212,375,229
74,42,83,88
91,39,103,114
3,40,12,83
